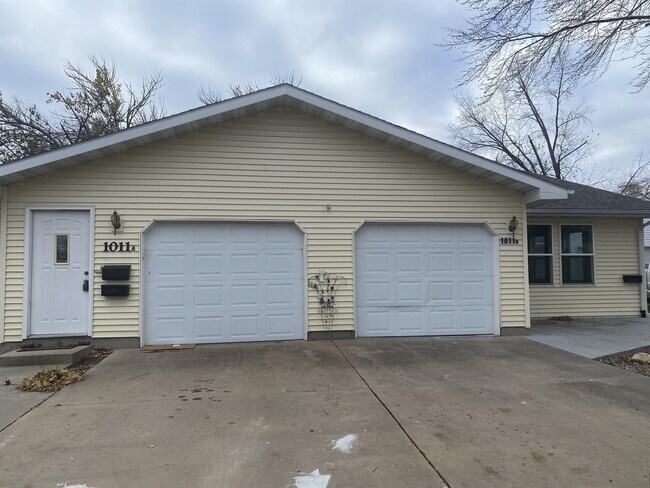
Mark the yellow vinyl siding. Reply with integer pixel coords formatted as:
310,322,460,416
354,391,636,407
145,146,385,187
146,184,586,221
529,217,642,317
1,107,527,342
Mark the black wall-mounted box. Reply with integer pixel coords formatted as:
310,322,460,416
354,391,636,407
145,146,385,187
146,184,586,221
102,265,131,281
101,284,130,297
623,274,642,283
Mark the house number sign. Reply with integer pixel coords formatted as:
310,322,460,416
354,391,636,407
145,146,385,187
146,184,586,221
500,237,520,245
103,241,136,252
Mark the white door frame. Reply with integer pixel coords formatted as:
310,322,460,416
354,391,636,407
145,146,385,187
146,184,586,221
23,206,95,339
352,220,502,337
139,218,308,347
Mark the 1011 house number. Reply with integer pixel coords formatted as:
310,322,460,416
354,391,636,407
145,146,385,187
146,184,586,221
103,241,136,252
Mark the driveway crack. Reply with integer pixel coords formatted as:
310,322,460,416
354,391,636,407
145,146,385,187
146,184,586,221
332,340,451,488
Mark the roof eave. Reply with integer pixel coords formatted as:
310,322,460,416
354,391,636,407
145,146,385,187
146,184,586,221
0,84,569,202
527,208,650,217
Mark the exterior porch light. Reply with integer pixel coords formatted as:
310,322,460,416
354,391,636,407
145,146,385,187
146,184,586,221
508,215,518,237
111,210,121,235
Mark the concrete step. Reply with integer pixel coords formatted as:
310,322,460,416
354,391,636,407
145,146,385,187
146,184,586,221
0,345,92,367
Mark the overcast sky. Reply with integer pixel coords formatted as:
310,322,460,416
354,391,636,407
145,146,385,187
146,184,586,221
1,0,648,181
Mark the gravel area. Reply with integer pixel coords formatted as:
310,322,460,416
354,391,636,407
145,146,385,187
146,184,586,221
67,348,113,375
599,355,650,377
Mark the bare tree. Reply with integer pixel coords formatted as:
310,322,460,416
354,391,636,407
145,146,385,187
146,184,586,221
448,63,594,179
444,0,650,94
0,56,164,164
198,70,302,104
616,152,650,196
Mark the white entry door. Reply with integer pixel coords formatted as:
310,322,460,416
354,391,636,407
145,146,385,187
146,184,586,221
144,221,304,345
29,210,91,336
356,223,496,337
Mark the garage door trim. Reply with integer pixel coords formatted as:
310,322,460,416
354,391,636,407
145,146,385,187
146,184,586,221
352,220,501,337
139,218,308,347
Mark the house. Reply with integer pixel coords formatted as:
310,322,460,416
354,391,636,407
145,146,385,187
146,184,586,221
0,85,648,348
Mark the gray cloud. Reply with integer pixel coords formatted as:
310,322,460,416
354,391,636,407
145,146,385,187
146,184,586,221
1,0,647,178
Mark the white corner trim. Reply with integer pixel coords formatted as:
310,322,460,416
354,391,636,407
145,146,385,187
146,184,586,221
0,187,8,344
638,223,647,315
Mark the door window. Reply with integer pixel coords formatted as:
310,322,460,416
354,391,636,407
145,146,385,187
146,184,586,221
55,234,69,264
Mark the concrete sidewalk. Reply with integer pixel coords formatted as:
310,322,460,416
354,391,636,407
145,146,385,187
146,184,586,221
528,317,650,358
0,337,648,487
0,365,57,431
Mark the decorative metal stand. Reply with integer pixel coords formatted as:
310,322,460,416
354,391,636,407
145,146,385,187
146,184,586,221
308,271,347,332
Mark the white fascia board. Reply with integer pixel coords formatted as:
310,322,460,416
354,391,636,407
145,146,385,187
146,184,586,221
284,88,569,202
0,84,569,202
527,208,650,217
523,188,570,204
0,86,290,179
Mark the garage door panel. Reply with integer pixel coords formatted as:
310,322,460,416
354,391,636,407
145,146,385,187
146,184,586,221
359,252,391,274
266,313,299,337
428,281,455,302
193,285,224,310
397,309,424,333
194,253,225,278
460,308,493,331
358,281,391,305
152,316,189,343
356,223,495,337
193,316,225,341
357,309,391,335
458,225,490,244
424,225,454,243
149,252,190,280
428,310,456,333
396,252,422,273
153,285,188,312
144,222,304,345
460,281,489,301
231,253,260,276
460,252,488,272
266,283,295,306
230,314,259,338
396,281,424,304
230,283,260,307
429,253,454,272
266,252,302,276
265,225,303,247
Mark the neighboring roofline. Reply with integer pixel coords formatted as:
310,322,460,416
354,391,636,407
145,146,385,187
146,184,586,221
528,208,650,217
0,84,569,202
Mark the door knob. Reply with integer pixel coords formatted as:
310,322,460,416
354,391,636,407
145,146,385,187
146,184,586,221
83,279,89,292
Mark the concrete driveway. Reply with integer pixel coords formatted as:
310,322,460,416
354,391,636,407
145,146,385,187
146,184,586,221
0,337,648,488
529,317,650,358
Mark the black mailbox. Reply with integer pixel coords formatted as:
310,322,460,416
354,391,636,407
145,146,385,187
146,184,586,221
102,265,131,281
623,274,643,283
101,284,130,297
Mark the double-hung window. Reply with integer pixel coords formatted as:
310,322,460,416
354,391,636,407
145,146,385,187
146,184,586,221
561,225,594,284
527,225,553,284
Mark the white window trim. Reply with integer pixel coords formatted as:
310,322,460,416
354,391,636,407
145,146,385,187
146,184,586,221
528,224,554,286
560,224,596,286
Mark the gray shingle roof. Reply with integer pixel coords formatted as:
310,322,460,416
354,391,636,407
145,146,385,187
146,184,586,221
527,174,650,216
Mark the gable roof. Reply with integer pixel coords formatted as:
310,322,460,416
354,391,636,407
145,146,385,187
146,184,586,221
527,175,650,217
0,84,568,203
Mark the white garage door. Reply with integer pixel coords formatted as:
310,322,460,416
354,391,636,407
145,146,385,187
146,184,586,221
355,223,496,337
144,222,304,345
